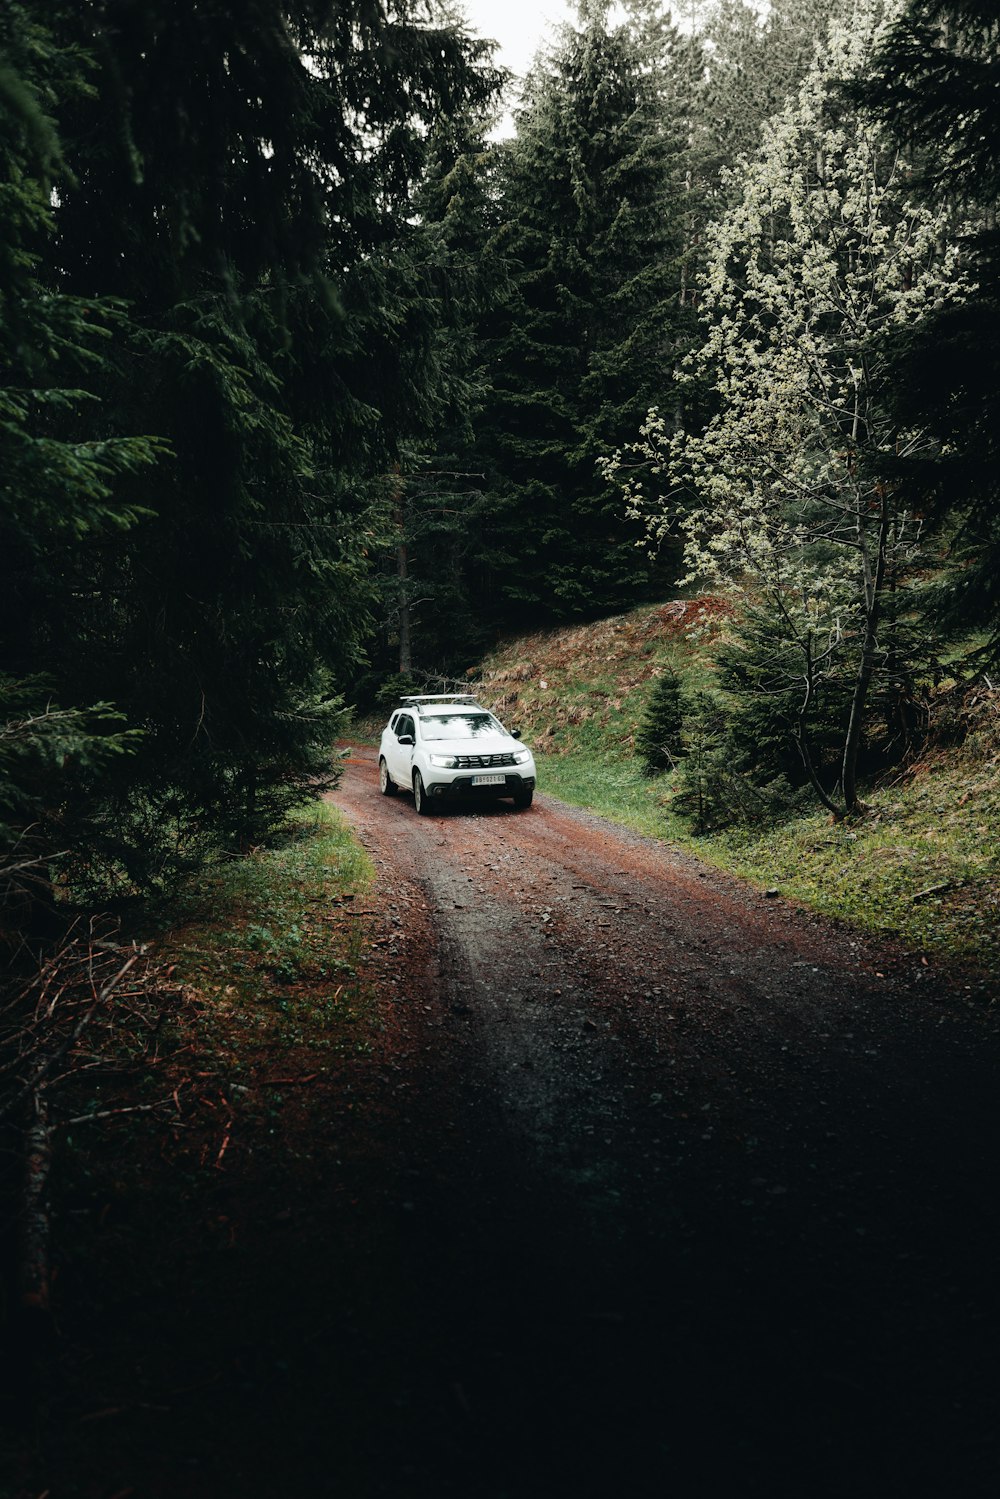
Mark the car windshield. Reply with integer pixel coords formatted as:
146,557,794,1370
421,712,501,741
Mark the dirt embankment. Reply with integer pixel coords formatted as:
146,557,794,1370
477,597,730,750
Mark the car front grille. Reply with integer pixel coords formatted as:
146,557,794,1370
455,753,517,768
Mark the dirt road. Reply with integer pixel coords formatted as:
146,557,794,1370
35,749,998,1499
320,748,999,1498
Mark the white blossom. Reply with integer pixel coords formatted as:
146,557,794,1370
605,0,976,811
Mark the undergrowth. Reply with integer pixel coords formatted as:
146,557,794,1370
13,801,389,1497
161,800,376,1056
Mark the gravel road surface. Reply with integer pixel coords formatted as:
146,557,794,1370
317,747,1000,1499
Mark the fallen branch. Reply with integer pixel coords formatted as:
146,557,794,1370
61,1099,174,1127
21,1090,53,1322
911,881,954,901
0,953,139,1126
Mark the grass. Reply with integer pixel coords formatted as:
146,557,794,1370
479,598,725,756
702,734,1000,976
537,749,687,840
473,599,1000,983
159,798,377,1055
535,735,1000,978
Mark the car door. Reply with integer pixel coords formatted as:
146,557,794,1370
390,713,415,785
383,712,401,781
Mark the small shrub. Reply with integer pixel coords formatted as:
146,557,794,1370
671,691,733,831
636,670,686,774
670,691,805,832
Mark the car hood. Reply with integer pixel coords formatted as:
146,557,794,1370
427,733,530,757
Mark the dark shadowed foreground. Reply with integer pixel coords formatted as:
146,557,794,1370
17,748,1000,1498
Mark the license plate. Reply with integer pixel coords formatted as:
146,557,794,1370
471,773,506,786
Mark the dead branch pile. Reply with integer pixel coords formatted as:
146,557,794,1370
0,917,182,1325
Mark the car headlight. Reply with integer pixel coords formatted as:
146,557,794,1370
429,754,458,768
513,748,531,764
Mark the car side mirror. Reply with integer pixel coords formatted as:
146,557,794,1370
511,728,521,739
398,733,414,746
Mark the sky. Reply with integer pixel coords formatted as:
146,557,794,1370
454,3,715,134
456,0,577,136
458,1,576,82
457,1,771,78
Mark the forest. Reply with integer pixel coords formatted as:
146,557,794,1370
3,4,1000,1491
1,0,997,929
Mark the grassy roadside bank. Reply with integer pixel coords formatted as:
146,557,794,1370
536,746,1000,985
45,796,385,1270
475,600,1000,987
159,798,375,1053
3,800,397,1491
10,797,386,1403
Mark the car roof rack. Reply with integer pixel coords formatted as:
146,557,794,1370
399,693,482,708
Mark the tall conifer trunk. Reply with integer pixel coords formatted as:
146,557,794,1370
395,500,413,676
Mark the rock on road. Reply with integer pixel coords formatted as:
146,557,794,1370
327,747,1000,1499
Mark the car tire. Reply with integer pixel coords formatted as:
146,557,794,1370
512,787,534,810
413,769,431,815
379,757,397,796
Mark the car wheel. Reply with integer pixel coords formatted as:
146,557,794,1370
379,757,397,796
512,787,534,810
413,769,431,815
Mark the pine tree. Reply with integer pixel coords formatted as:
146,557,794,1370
635,669,686,774
674,0,846,287
372,96,508,680
472,0,688,624
0,1,163,909
702,0,846,170
3,0,502,891
859,1,1000,653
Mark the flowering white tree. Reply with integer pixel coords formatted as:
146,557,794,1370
607,0,972,814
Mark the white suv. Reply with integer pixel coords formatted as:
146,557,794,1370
378,695,536,814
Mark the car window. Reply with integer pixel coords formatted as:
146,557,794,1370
388,712,400,733
421,713,501,741
396,714,414,739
